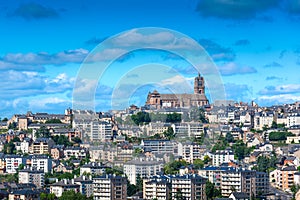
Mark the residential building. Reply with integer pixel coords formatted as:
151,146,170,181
143,174,207,200
270,166,298,191
73,175,93,198
212,149,235,166
32,138,55,155
50,179,80,197
177,142,206,163
18,168,45,188
171,174,207,200
93,174,127,200
80,162,107,176
29,155,52,173
140,139,174,154
5,155,26,173
51,145,64,160
64,146,87,159
198,166,268,197
124,157,164,185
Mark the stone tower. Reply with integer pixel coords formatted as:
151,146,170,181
194,73,205,94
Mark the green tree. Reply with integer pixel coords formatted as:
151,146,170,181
45,119,62,123
193,159,204,169
8,122,16,130
133,148,143,157
11,136,21,142
2,118,8,122
59,190,89,200
269,131,294,141
136,174,143,192
72,137,82,144
3,141,16,154
36,126,50,138
206,181,221,200
163,127,176,140
225,132,234,143
232,140,251,160
164,160,188,174
40,193,56,200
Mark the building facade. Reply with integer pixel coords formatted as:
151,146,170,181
146,74,209,109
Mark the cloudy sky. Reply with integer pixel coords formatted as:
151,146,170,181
1,0,300,117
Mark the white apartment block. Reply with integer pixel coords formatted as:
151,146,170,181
124,157,164,185
73,119,112,142
18,168,45,188
212,149,235,166
140,139,174,154
287,113,300,128
143,174,207,200
64,147,87,159
93,175,127,200
50,179,80,197
198,166,268,197
177,142,206,163
171,123,204,138
30,155,52,173
254,112,275,130
5,155,26,173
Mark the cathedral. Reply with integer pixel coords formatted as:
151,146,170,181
146,74,209,109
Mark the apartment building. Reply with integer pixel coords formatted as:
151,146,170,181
50,179,80,197
29,155,52,173
73,176,93,198
171,174,207,200
80,162,107,176
143,174,207,200
140,139,174,154
5,155,26,173
64,146,87,159
198,166,269,197
93,174,127,200
212,149,235,166
31,138,55,155
18,168,45,188
171,123,204,138
177,142,206,163
124,157,164,185
270,166,298,191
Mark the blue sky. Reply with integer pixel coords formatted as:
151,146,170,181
1,0,300,117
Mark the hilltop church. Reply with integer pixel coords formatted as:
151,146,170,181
146,74,209,109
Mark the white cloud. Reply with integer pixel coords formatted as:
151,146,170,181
219,62,257,76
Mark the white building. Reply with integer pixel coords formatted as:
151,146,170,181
20,138,31,154
177,142,206,163
50,179,80,197
93,175,127,200
80,162,107,175
124,157,164,185
64,147,87,159
212,149,235,166
30,155,52,173
143,174,207,200
18,168,45,188
5,155,26,173
171,123,204,138
287,113,300,128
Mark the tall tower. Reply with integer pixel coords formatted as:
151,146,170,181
194,73,205,94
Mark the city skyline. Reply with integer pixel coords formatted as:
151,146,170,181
1,0,300,117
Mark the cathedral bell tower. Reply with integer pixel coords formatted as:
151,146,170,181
194,73,205,94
